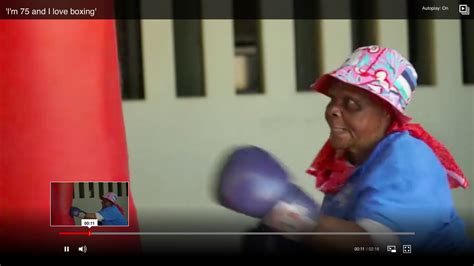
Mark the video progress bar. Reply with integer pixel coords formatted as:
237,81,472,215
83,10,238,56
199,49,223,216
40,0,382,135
90,232,416,236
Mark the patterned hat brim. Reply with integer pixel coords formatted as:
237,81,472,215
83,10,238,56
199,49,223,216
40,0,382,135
311,74,412,123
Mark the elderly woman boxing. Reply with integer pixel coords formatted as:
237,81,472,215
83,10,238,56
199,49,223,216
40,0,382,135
218,46,472,254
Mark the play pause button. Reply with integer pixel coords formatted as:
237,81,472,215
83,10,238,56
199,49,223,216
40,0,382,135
64,246,70,252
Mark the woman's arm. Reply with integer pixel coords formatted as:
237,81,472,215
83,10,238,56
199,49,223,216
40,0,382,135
83,213,97,219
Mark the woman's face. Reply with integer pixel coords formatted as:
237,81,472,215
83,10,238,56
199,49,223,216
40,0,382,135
325,81,392,160
101,199,113,208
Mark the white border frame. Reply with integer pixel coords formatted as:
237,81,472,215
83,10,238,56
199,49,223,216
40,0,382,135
50,181,130,228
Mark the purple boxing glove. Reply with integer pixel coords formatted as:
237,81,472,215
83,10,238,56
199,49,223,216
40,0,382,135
69,206,86,219
217,146,321,233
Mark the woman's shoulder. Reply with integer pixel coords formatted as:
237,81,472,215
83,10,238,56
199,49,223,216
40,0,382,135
101,205,119,213
360,131,448,187
381,130,429,148
373,131,440,164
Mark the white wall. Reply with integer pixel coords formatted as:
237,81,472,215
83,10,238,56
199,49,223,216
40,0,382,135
123,19,474,252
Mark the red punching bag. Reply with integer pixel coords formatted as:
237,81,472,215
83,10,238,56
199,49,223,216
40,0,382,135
51,183,75,225
0,19,141,254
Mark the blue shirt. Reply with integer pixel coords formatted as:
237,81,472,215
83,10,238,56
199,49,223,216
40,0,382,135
98,205,128,226
321,131,472,254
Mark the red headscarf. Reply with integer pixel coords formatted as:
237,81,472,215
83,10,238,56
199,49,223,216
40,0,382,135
306,121,470,194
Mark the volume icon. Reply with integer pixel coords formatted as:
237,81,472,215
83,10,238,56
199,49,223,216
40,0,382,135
78,245,87,253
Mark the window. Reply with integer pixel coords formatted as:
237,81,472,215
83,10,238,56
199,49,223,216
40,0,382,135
234,0,263,94
115,1,145,99
461,19,474,84
351,0,378,50
294,0,322,91
173,0,205,97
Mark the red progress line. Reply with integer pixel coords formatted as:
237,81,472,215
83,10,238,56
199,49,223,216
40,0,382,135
59,230,92,236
